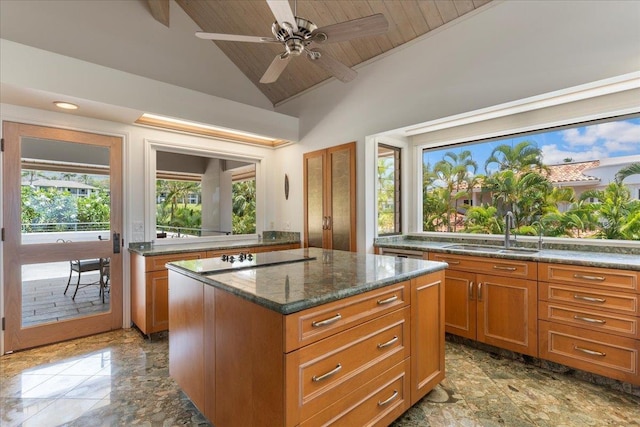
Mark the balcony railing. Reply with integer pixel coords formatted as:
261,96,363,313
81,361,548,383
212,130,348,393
21,222,110,233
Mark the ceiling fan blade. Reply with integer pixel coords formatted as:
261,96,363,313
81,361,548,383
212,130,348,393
311,13,389,44
266,0,298,33
306,49,357,83
260,53,292,83
196,32,278,43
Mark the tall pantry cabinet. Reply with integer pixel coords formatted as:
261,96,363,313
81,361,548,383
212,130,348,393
303,141,356,252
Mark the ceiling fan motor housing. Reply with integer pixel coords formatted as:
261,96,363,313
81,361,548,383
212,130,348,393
272,16,320,56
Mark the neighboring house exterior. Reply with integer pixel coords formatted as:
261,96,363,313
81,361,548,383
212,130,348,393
457,157,639,214
22,179,99,197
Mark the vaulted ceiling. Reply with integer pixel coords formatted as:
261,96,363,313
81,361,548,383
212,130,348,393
147,0,491,106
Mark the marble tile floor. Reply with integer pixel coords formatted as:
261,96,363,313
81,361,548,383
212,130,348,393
1,329,638,427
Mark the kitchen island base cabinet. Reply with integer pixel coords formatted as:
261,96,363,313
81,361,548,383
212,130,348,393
168,269,445,427
411,273,445,404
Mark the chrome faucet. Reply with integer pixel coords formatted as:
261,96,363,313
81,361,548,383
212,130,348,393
504,211,516,249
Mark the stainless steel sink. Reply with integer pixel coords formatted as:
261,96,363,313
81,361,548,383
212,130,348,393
499,247,539,254
443,244,502,252
444,244,538,254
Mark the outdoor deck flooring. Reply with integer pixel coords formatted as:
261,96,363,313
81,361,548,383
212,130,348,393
21,274,109,327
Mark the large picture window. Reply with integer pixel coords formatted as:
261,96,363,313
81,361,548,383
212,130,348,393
422,115,640,240
152,147,259,240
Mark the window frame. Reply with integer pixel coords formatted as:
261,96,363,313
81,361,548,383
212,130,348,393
144,138,265,245
416,112,640,246
377,143,402,236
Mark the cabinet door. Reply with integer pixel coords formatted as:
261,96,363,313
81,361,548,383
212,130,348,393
411,271,445,405
148,270,169,333
443,269,477,340
327,142,356,252
304,149,326,249
477,274,538,357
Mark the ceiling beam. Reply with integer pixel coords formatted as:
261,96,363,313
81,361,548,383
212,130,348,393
146,0,170,27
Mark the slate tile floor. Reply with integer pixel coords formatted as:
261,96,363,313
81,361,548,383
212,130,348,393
1,329,638,426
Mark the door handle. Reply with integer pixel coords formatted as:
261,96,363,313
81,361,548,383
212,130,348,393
113,232,121,254
469,282,474,300
477,282,482,301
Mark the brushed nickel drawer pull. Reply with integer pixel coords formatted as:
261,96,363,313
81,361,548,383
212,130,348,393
377,336,399,349
312,364,342,382
573,294,606,303
574,315,606,324
377,390,398,407
493,265,517,271
312,313,342,327
573,273,606,282
377,295,398,305
574,346,606,357
469,282,474,300
442,259,460,265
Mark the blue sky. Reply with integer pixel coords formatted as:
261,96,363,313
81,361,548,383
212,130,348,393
423,117,640,172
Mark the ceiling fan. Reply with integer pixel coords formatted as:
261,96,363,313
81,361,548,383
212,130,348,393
195,0,389,84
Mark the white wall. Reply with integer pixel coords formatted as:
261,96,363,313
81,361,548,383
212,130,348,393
273,0,640,252
0,0,273,110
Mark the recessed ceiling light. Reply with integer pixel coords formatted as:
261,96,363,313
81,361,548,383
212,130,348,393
53,101,79,110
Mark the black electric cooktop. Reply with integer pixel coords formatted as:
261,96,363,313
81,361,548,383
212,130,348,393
192,251,315,275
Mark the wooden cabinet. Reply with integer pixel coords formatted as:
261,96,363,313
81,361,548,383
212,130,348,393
429,253,538,357
131,250,205,336
410,272,445,404
130,243,300,336
168,270,445,427
303,142,356,251
538,263,640,385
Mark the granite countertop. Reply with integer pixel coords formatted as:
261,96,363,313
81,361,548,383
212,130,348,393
375,239,640,271
166,247,447,315
128,237,299,256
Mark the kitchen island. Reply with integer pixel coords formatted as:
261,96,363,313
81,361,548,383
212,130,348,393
166,247,448,427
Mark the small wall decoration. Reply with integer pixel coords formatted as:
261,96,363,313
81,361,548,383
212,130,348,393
284,174,289,200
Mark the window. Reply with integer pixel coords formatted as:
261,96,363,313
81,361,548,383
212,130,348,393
422,115,640,240
377,144,401,235
153,148,258,239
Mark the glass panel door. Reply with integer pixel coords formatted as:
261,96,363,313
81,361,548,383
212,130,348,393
3,122,122,352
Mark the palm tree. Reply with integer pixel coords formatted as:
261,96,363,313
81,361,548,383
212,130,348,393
463,205,502,234
433,150,478,232
484,140,546,174
484,170,552,228
615,162,640,183
580,182,638,240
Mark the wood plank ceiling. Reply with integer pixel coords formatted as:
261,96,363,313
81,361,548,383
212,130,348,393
169,1,492,105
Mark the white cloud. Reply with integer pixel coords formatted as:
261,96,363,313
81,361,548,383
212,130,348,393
541,144,608,165
561,120,640,151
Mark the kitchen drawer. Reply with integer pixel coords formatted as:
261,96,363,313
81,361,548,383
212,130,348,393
539,320,639,385
539,263,639,293
300,358,410,427
286,307,410,422
145,251,205,272
539,301,639,339
284,281,410,352
429,253,536,280
539,282,638,316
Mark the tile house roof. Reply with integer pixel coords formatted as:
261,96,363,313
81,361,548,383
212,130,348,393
545,160,601,184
